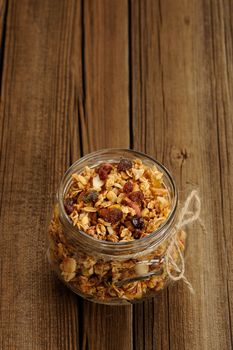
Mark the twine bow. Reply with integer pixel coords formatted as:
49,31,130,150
165,190,202,293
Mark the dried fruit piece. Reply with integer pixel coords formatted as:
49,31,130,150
98,208,109,219
98,208,123,224
89,212,98,225
131,215,145,229
64,198,75,215
98,163,113,180
123,181,133,193
128,191,144,203
122,197,141,216
83,190,98,203
117,159,132,172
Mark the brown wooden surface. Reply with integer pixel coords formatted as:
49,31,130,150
0,0,232,349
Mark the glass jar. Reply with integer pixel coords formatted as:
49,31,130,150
47,149,186,305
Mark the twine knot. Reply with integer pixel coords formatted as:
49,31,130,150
165,190,202,293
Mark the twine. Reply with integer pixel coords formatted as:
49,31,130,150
165,190,203,293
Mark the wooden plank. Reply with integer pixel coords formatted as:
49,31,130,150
130,0,233,349
0,0,132,349
0,0,7,93
0,1,81,349
82,0,130,153
72,1,132,349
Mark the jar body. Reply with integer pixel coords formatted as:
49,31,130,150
48,212,185,305
47,149,186,305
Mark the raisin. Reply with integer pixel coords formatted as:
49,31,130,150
117,159,132,172
131,215,144,229
89,176,93,186
89,212,98,225
77,191,84,203
64,198,75,215
128,191,144,203
98,208,108,218
123,181,133,193
83,190,98,203
121,198,129,206
98,163,113,180
98,208,123,224
107,208,123,224
99,169,107,180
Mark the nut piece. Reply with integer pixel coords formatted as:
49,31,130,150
62,272,76,282
107,191,117,203
60,257,77,273
132,168,144,180
81,214,89,226
93,175,104,190
141,208,149,217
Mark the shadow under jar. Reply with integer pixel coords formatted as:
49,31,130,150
47,149,186,305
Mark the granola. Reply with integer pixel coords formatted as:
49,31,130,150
48,158,186,303
64,159,171,242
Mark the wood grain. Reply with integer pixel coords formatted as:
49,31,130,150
0,1,81,349
0,0,132,349
71,1,132,349
0,0,232,349
130,0,233,349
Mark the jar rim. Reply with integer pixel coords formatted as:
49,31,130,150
58,148,178,255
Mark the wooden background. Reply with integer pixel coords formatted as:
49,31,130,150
0,0,232,349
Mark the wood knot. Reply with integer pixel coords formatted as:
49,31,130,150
184,16,190,26
170,147,190,162
180,148,189,160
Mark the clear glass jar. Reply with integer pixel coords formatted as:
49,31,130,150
47,149,186,305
